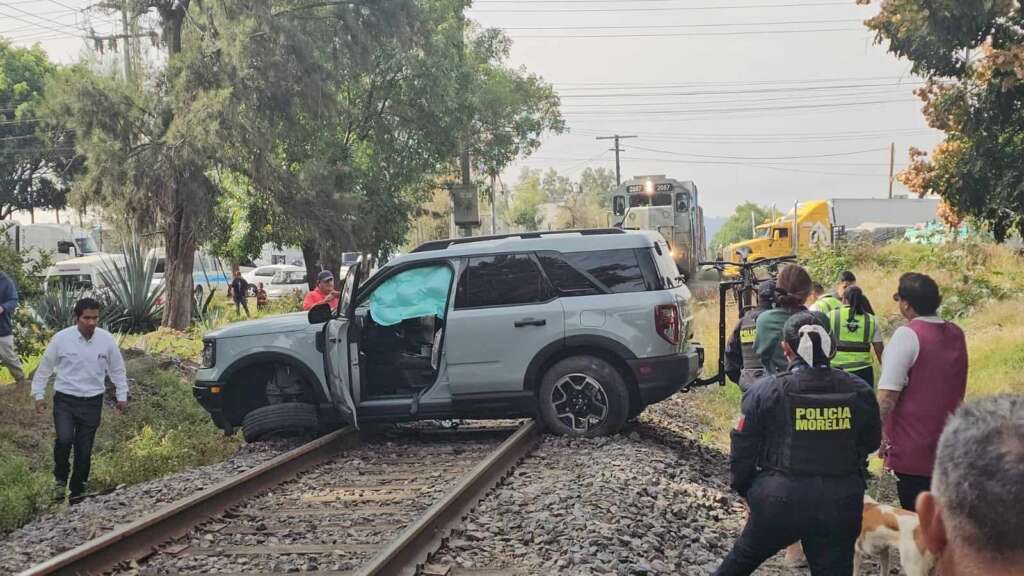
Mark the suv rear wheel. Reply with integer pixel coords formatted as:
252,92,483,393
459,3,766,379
538,355,629,437
242,403,319,443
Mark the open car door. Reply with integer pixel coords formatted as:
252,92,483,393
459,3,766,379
318,262,363,428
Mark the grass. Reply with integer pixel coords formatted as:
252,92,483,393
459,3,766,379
0,286,308,534
689,241,1024,450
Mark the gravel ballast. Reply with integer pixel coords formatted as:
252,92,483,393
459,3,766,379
0,438,303,574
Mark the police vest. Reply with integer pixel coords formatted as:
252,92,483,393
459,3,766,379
739,311,763,371
762,370,862,477
815,294,842,315
830,307,875,371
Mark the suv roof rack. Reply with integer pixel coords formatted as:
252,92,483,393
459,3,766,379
411,228,627,253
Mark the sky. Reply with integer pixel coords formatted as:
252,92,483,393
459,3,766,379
2,0,944,219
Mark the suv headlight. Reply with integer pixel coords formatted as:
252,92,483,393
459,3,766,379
201,340,216,369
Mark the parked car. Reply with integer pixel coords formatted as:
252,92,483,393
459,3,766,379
194,229,703,441
264,269,311,299
242,264,300,291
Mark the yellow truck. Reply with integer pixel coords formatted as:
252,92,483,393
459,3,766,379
722,197,941,270
723,200,833,268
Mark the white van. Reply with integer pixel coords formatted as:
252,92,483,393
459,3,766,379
148,249,232,298
44,253,127,293
6,223,99,264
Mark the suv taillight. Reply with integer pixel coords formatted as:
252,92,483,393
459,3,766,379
655,304,679,345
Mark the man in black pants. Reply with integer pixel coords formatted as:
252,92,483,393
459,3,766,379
714,312,881,575
32,298,129,503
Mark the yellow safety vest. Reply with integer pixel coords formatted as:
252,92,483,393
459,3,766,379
816,294,843,315
829,306,875,371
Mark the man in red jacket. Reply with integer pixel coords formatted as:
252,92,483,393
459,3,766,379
878,272,967,511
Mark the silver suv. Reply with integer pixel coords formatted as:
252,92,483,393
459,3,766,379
194,229,703,439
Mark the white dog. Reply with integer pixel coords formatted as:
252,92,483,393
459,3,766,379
854,495,936,576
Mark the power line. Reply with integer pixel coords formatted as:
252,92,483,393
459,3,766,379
557,82,923,98
500,18,861,30
629,143,888,161
561,98,914,116
471,1,854,12
508,27,864,39
552,75,918,88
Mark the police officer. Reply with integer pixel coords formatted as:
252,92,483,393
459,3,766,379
714,312,881,576
724,281,775,391
828,286,883,386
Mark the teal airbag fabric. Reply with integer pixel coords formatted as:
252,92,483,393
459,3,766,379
369,265,453,326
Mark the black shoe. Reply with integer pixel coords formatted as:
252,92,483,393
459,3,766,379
68,493,86,505
52,482,67,503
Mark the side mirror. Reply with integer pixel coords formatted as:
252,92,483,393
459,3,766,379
307,302,332,324
613,197,626,216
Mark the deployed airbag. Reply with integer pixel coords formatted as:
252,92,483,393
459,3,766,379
369,265,453,326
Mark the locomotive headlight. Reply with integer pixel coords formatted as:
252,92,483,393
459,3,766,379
644,180,654,195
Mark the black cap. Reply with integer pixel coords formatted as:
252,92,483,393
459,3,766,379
317,270,334,283
757,280,777,300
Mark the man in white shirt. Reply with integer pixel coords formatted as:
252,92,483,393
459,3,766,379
31,297,129,503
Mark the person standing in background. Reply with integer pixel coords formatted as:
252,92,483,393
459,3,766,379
878,273,967,511
228,269,251,318
0,271,26,386
724,280,775,391
255,282,268,311
828,286,883,386
810,270,856,315
32,298,129,503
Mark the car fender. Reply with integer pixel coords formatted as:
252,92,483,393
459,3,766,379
523,334,638,393
218,349,330,405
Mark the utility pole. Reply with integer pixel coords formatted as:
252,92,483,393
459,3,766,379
596,134,637,186
90,1,154,84
888,142,896,199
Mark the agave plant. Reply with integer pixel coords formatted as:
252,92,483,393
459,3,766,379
97,239,164,334
29,285,83,331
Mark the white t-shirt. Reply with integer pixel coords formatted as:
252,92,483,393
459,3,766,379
877,316,946,392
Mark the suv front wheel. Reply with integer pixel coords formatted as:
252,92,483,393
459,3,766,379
538,356,629,437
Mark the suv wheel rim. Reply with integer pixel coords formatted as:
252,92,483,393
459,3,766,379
551,373,609,432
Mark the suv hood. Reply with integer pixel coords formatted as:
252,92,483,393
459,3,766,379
205,312,314,339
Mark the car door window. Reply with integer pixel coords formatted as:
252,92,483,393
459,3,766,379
537,253,601,296
561,249,648,294
455,254,547,308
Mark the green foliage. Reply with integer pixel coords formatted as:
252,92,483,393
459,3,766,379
98,241,164,333
710,202,770,253
800,245,853,286
0,40,79,220
507,168,546,231
862,0,1024,240
28,285,81,331
940,274,1008,320
87,359,238,492
0,223,52,358
0,450,50,533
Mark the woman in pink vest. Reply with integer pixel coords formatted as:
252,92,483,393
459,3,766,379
878,273,968,511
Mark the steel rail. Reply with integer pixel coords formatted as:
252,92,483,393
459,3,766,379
18,427,363,576
356,419,542,576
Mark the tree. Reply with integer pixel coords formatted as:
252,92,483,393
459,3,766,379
0,41,78,221
44,0,409,327
578,167,616,206
541,168,573,203
469,28,565,233
859,0,1024,240
711,202,770,253
507,168,545,231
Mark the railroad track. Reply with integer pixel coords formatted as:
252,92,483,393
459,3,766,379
20,420,541,576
